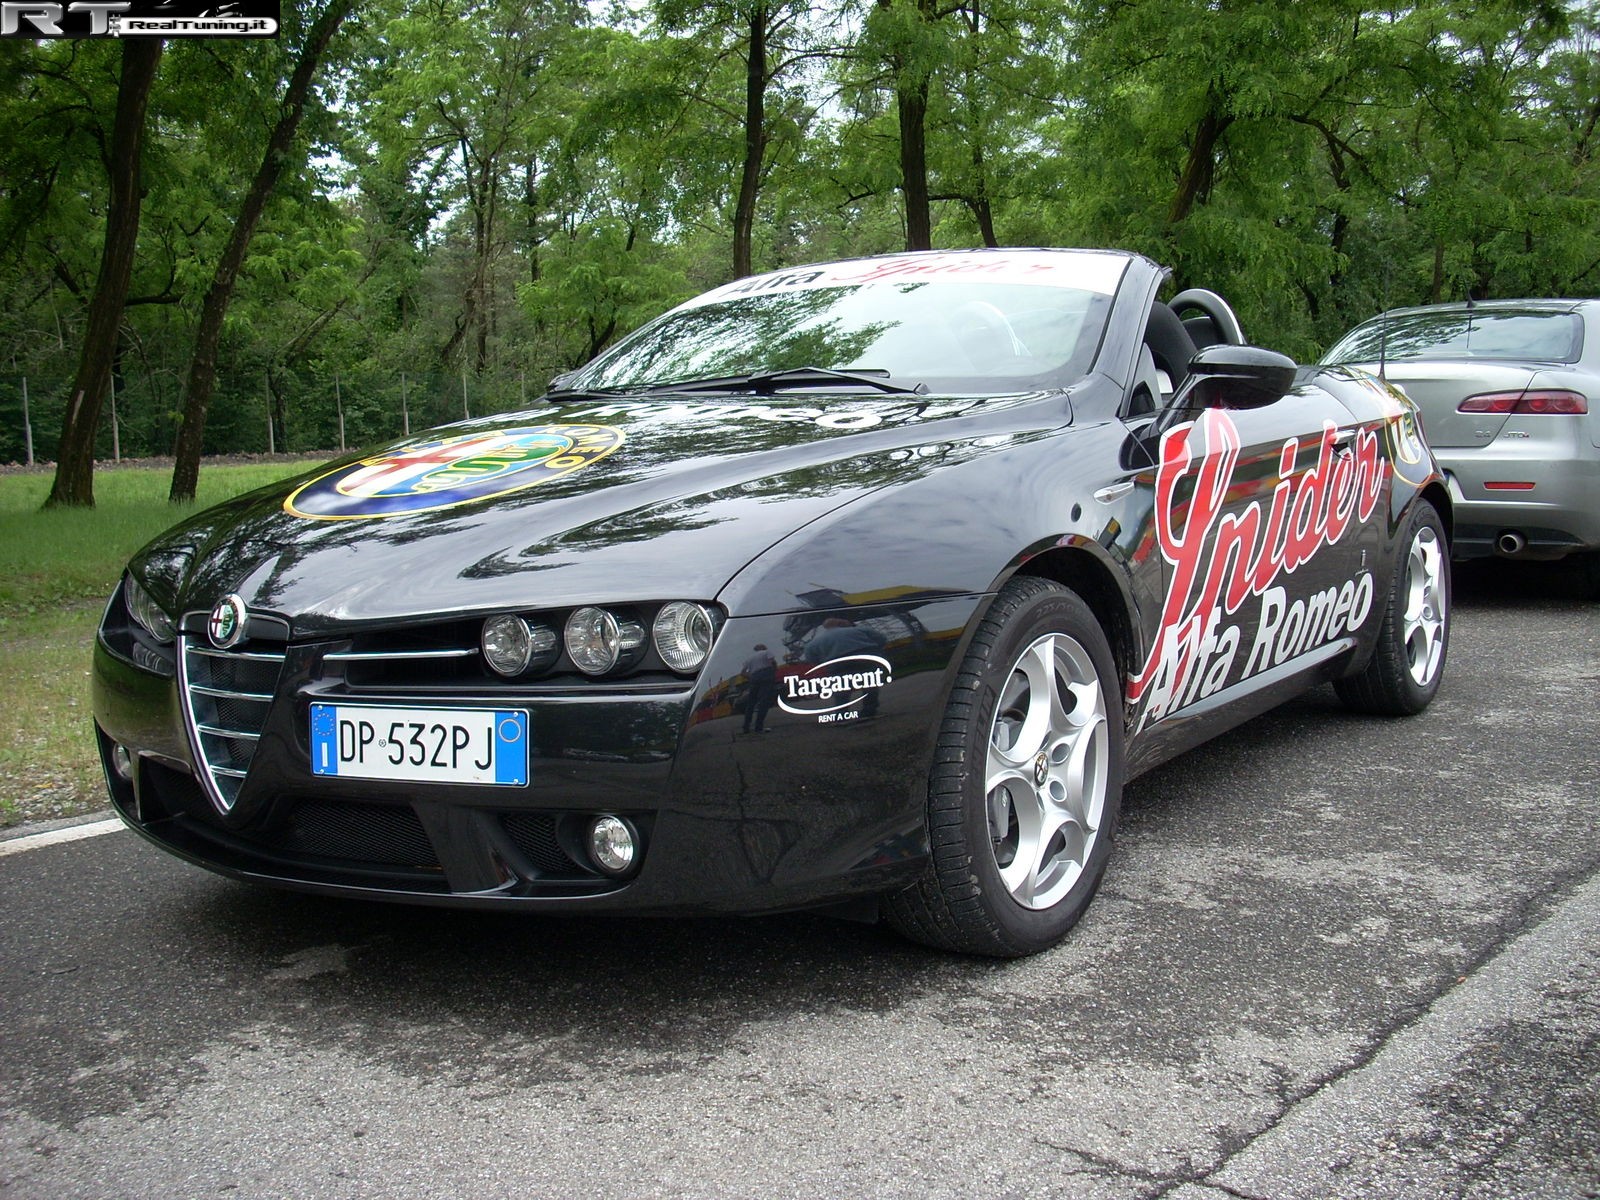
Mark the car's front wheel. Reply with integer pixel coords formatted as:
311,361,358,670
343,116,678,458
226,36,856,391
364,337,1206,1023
885,577,1124,957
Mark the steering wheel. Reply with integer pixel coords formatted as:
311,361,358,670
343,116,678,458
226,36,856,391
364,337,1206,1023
952,300,1029,367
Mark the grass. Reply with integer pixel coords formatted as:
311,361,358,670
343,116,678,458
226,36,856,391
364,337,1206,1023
0,459,325,827
0,462,323,616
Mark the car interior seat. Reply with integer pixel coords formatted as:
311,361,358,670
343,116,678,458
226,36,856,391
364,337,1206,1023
1142,302,1199,399
1181,314,1224,348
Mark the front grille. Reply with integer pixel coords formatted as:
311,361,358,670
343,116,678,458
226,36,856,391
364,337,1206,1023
501,813,588,876
252,800,442,870
179,638,285,813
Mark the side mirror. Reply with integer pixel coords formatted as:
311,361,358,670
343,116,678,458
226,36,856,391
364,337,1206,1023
1184,345,1298,409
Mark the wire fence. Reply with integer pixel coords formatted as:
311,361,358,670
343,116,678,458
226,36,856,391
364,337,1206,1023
0,364,568,467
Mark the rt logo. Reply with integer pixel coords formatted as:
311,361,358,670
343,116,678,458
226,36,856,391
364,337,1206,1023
2,2,128,34
2,0,275,36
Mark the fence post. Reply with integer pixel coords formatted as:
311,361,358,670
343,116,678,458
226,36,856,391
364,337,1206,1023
266,371,275,454
21,375,34,466
109,368,121,463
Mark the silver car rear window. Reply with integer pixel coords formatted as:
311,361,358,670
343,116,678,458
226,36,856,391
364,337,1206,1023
1325,311,1584,365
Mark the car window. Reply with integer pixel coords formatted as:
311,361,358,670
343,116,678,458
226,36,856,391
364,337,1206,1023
1324,310,1584,365
572,281,1114,395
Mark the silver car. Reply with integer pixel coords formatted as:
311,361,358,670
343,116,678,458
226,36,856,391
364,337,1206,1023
1322,300,1599,593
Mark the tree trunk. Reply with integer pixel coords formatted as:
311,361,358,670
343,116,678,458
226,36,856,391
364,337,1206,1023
44,38,163,510
169,0,353,503
1167,104,1231,226
732,5,768,279
968,143,997,246
898,80,931,250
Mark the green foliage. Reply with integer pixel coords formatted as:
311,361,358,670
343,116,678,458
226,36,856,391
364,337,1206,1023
4,0,1600,472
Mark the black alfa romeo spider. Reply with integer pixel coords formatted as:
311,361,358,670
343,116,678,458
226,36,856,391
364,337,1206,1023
93,248,1453,956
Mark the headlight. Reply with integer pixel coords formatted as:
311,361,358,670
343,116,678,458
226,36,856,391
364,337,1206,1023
481,614,534,676
481,614,559,677
565,607,624,675
652,601,715,673
124,575,175,643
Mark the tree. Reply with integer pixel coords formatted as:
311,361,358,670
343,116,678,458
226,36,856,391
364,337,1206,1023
653,0,829,277
44,38,162,509
168,0,355,503
364,0,582,374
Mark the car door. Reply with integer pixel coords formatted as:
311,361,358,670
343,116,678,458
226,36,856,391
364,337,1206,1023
1124,345,1384,758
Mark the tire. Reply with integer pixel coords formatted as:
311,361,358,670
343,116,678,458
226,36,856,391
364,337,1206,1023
885,577,1125,957
1335,499,1450,716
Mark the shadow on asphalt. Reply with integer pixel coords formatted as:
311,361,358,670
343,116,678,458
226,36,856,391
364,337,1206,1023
1451,554,1598,607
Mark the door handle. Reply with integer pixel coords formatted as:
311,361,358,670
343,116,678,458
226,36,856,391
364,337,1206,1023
1093,480,1136,504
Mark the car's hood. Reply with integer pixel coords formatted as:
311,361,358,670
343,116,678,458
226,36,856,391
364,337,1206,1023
133,392,1060,635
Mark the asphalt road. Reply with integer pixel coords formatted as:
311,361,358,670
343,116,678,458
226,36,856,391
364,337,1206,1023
3,561,1597,1199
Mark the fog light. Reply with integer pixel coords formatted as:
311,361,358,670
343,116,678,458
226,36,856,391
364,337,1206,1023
565,607,622,675
481,614,534,676
587,815,638,876
112,744,134,781
653,601,715,673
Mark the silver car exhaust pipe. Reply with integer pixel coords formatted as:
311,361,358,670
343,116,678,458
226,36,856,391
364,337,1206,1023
1496,531,1527,556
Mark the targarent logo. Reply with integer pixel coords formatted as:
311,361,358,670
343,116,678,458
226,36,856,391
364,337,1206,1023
777,655,893,721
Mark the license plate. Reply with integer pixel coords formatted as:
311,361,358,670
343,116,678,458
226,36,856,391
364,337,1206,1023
310,704,529,786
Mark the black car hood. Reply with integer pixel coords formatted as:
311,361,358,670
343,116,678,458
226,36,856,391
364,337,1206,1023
133,392,1063,634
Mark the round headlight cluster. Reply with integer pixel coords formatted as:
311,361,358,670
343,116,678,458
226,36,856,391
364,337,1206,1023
564,607,646,676
480,614,557,677
124,575,175,643
483,602,718,679
652,601,715,673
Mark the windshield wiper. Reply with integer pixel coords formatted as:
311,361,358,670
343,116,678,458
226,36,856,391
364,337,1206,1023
642,366,927,396
543,385,629,402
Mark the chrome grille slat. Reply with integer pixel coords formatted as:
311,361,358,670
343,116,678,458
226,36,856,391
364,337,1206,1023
179,636,286,815
324,648,477,662
189,683,275,701
187,647,286,663
196,724,261,741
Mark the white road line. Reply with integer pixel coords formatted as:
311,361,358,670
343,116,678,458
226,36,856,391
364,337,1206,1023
0,818,125,858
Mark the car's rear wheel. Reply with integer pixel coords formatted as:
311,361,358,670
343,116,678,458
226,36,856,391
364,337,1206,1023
885,577,1124,957
1335,499,1450,715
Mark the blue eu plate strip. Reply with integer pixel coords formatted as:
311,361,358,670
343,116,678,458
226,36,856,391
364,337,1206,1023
311,703,338,776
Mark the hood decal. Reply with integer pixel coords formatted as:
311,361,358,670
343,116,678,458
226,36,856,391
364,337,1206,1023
283,425,625,520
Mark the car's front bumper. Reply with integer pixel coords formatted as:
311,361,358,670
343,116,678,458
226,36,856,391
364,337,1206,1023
93,597,985,916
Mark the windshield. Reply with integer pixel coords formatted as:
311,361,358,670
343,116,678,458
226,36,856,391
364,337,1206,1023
570,275,1117,395
1324,310,1584,365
